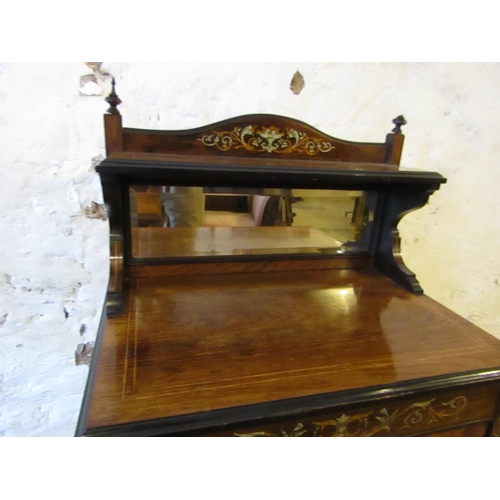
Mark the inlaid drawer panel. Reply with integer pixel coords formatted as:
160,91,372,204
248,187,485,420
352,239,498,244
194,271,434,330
205,382,500,437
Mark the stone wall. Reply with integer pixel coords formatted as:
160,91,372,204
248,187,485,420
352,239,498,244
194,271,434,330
1,62,499,436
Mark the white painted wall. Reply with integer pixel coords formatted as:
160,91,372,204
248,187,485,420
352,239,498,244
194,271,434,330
1,62,499,436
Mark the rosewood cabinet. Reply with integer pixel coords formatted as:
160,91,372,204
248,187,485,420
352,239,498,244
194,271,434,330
76,83,500,437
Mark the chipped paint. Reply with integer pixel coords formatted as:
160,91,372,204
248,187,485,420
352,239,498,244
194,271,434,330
83,201,107,220
290,70,305,95
75,342,95,366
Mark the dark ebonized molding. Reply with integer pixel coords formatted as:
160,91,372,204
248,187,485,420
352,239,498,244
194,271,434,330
74,298,108,438
96,158,445,190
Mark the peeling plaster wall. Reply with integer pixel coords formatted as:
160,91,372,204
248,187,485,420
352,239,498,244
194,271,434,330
1,62,499,436
0,63,109,436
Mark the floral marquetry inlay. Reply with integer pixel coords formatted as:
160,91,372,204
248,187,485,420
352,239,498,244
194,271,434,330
198,125,336,155
234,396,468,437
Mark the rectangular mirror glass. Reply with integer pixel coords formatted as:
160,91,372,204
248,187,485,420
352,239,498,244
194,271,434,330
129,186,376,260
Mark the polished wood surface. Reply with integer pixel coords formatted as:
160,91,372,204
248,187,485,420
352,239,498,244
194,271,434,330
128,255,371,278
80,267,500,434
108,151,400,172
117,113,405,165
104,114,123,155
131,226,345,259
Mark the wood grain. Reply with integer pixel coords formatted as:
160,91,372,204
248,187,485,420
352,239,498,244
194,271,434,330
81,268,500,432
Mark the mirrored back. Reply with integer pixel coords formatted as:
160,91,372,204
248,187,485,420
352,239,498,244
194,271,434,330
129,186,376,260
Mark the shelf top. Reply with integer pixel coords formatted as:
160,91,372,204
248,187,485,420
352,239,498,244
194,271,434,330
81,267,500,433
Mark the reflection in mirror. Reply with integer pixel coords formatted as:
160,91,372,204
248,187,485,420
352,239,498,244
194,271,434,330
129,186,376,259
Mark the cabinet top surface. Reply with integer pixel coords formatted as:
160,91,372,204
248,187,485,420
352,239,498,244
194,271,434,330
84,268,500,430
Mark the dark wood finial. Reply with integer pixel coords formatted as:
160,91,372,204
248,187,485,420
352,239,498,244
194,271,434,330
391,115,407,134
105,78,122,115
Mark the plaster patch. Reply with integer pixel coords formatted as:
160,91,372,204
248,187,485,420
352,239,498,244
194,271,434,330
90,155,104,172
83,202,107,221
2,274,14,290
85,62,102,72
0,314,8,327
79,75,101,96
79,62,113,97
290,71,305,95
75,342,94,366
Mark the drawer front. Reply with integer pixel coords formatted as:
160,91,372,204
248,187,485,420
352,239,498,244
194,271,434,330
205,382,500,437
426,422,489,437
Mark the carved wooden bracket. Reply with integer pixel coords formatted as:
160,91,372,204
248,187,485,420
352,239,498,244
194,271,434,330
374,186,439,294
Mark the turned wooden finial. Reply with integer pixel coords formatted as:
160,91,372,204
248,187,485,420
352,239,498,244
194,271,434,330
391,115,407,134
105,78,122,115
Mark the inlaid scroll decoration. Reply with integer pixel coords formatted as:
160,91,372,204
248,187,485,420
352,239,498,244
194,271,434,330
234,396,468,437
236,423,308,438
198,125,336,155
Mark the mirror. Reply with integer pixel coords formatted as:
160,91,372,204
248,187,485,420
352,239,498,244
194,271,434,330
129,186,375,260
